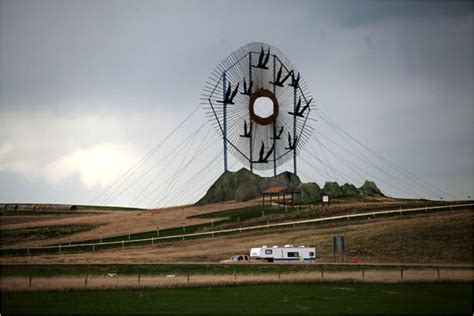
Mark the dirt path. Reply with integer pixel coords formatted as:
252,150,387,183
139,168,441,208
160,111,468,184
2,268,472,292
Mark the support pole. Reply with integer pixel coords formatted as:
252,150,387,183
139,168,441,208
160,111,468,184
293,83,297,175
223,71,228,172
272,54,277,176
249,53,253,173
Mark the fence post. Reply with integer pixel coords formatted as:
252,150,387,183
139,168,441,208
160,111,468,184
157,228,159,237
267,221,269,229
138,273,141,284
59,244,61,253
187,272,190,283
152,237,154,245
400,267,404,280
29,275,32,287
128,234,131,240
92,244,95,252
27,247,30,256
437,267,440,279
278,270,281,279
321,266,324,279
85,273,88,287
122,240,124,249
239,226,242,234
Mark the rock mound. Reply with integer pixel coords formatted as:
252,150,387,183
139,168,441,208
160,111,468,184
358,180,385,197
196,168,302,205
196,168,384,204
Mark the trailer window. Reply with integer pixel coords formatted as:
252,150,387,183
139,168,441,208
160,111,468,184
265,249,273,255
287,252,299,257
309,252,314,257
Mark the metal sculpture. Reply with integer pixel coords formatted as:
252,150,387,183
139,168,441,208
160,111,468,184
202,42,314,175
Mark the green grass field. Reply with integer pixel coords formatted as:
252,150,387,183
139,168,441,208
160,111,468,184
1,283,472,314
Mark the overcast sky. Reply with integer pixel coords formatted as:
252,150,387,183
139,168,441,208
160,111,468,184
0,0,472,207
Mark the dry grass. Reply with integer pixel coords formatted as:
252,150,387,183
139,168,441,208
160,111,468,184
2,209,471,265
2,268,472,292
1,200,260,248
0,197,435,249
1,196,438,249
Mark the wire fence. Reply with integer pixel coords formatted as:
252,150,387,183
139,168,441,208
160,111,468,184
1,203,472,256
2,265,473,292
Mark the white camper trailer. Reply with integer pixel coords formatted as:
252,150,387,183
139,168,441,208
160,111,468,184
250,245,316,263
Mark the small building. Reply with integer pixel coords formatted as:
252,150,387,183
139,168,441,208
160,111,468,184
262,186,301,209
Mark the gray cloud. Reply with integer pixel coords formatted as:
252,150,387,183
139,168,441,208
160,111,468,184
0,0,472,206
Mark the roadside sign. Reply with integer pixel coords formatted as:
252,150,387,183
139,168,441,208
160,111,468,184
332,236,346,262
332,236,345,252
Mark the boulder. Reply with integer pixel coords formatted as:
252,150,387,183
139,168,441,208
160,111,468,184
358,180,385,197
340,183,359,196
298,182,322,203
322,181,343,197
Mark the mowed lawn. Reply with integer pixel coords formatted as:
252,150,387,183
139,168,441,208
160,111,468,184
2,283,472,314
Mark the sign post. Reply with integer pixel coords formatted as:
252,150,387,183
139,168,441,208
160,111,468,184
322,195,330,207
332,236,346,262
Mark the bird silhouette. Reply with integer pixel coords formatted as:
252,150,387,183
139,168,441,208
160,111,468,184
270,66,292,87
217,83,231,104
285,132,298,150
257,141,275,163
255,46,270,69
259,141,265,161
229,82,239,104
288,97,311,117
239,120,252,138
288,72,300,88
217,82,240,104
258,47,264,67
288,97,301,116
271,126,284,140
240,78,253,95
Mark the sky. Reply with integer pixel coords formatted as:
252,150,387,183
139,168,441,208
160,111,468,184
0,0,473,208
